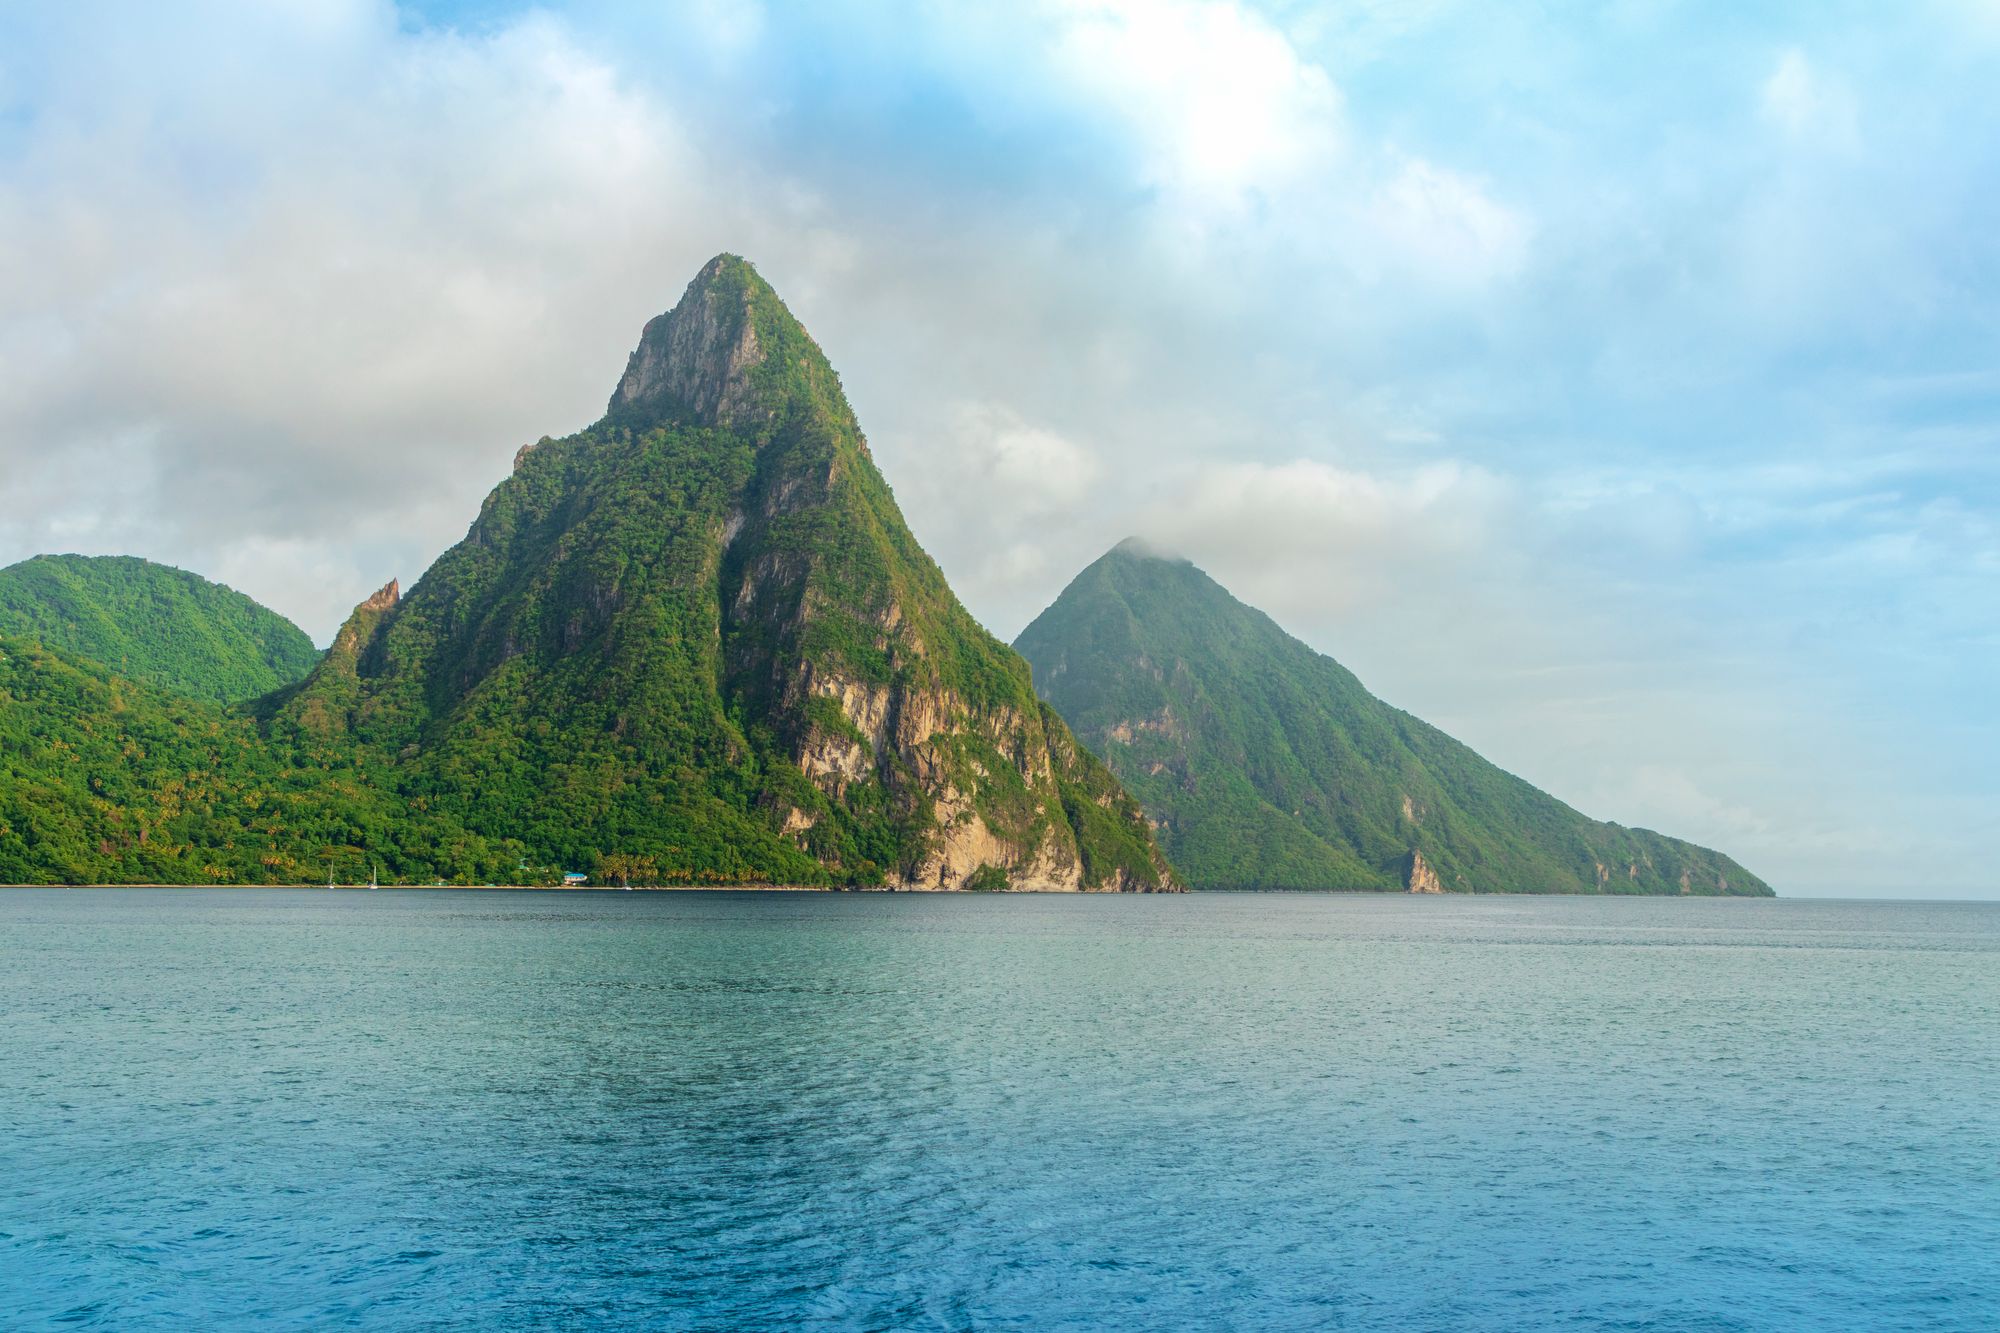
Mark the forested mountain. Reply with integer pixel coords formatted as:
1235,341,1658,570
0,555,317,703
4,256,1765,894
1016,541,1771,895
0,255,1174,889
257,255,1171,889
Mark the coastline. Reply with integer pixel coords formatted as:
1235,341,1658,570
0,882,838,892
0,882,1180,893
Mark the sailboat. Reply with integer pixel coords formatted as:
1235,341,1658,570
368,866,378,891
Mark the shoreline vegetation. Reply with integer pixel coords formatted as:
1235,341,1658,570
0,255,1768,896
0,882,832,892
7,880,1792,892
1016,542,1772,897
6,879,1057,892
0,257,1176,896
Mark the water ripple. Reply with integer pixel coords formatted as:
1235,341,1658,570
0,889,1994,1330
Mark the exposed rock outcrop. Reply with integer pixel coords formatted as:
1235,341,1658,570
358,579,399,613
269,255,1178,892
609,254,771,427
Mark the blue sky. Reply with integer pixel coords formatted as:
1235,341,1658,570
0,1,1994,895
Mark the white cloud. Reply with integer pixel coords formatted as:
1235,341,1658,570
898,401,1104,528
1047,0,1344,204
1365,157,1533,286
1040,0,1529,287
1607,764,1779,844
888,402,1107,608
1132,457,1511,615
0,3,783,638
1759,48,1858,147
952,403,1105,512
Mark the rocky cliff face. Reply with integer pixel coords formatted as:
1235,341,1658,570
355,579,400,614
271,256,1176,891
1407,851,1445,894
610,255,774,428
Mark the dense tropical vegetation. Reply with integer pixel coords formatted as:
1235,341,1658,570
0,256,1175,890
0,636,506,884
1015,541,1772,895
0,554,318,703
2,255,1765,895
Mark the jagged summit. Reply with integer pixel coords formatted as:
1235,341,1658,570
260,254,1175,891
0,255,1177,889
610,254,766,424
606,253,852,439
358,579,399,612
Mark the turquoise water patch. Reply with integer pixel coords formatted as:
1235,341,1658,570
0,890,1993,1329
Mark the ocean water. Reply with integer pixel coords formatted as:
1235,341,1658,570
0,890,1993,1331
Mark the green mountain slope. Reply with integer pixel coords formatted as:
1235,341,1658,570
0,636,467,884
1015,541,1771,895
259,255,1174,890
0,554,317,703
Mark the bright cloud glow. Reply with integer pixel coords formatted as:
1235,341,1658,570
1048,0,1344,201
1041,0,1528,287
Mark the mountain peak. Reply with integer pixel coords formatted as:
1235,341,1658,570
253,251,1174,891
607,253,796,428
1107,536,1187,565
1017,549,1771,896
358,578,399,613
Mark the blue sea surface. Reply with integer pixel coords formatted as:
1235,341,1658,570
0,890,1993,1330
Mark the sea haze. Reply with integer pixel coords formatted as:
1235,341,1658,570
1,890,1993,1330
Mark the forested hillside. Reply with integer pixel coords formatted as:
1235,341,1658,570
0,555,317,703
1017,542,1770,895
0,257,1176,890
